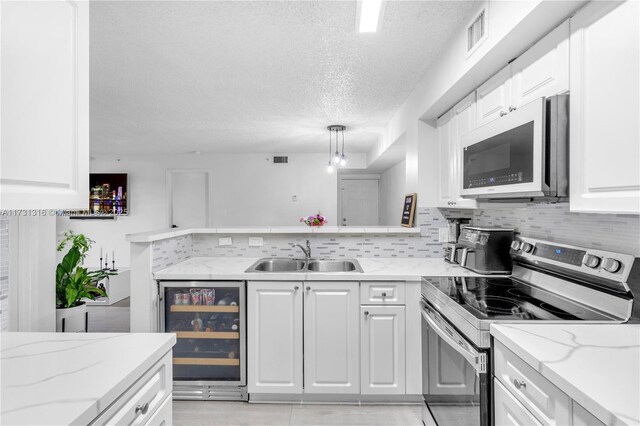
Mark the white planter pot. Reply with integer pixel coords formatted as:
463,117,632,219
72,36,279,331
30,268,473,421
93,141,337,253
56,303,87,332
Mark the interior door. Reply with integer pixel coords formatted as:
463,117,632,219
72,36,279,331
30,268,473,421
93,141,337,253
169,171,209,228
340,179,379,226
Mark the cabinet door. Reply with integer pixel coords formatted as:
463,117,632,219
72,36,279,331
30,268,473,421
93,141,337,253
0,1,89,209
143,395,172,426
248,281,303,393
476,65,512,127
451,93,478,209
511,20,570,108
494,379,543,426
569,0,640,214
427,328,476,396
436,110,455,208
304,282,359,394
361,305,405,394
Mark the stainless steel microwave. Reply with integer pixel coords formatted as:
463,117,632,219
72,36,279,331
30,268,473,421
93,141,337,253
460,95,569,200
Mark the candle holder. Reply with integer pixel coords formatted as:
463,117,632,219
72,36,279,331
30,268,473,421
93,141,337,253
110,260,117,272
104,260,109,271
100,257,104,270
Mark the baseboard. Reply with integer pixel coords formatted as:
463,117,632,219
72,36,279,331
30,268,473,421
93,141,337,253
248,393,423,404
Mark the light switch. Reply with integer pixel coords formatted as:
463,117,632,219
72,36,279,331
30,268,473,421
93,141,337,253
249,237,263,247
218,237,233,246
438,227,450,243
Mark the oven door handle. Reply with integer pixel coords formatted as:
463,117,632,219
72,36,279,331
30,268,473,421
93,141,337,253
421,304,486,374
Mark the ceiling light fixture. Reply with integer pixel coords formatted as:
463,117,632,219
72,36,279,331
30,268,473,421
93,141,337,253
327,125,347,171
359,0,383,33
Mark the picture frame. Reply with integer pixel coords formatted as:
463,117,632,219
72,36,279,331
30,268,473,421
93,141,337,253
401,193,417,227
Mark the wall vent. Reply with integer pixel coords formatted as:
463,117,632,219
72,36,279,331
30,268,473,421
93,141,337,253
273,156,289,164
467,9,486,52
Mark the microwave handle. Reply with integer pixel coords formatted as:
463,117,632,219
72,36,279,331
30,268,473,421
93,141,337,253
421,302,486,374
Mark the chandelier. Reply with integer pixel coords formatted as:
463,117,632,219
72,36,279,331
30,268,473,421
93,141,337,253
326,125,346,172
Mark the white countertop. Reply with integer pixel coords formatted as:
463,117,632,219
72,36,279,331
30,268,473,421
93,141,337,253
154,256,480,281
491,324,640,426
0,332,176,426
127,226,420,242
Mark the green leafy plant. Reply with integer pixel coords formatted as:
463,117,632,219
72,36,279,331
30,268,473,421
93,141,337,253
56,231,114,308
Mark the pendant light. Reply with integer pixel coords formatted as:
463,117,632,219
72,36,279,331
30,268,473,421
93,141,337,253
327,125,347,169
326,127,335,173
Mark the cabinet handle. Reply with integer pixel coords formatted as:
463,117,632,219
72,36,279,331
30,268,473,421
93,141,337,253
135,402,150,416
509,106,517,112
513,379,527,389
306,286,311,291
294,286,299,291
381,292,387,297
364,311,369,317
500,111,507,117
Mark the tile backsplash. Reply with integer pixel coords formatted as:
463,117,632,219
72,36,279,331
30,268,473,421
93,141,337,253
149,203,640,272
472,202,640,255
1,217,9,331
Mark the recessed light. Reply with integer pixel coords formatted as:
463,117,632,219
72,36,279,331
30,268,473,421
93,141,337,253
359,0,383,33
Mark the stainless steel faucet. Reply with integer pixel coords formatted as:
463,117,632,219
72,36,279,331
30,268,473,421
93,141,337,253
292,239,311,261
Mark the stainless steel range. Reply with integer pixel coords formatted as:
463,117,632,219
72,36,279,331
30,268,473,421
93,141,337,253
420,236,640,426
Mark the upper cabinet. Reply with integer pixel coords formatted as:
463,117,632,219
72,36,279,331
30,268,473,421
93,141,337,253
476,20,570,128
0,1,89,210
436,93,478,209
569,0,640,214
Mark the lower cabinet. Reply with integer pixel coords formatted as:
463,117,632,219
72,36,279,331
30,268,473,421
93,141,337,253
247,281,359,395
247,281,303,393
360,305,406,394
304,282,360,394
494,379,542,426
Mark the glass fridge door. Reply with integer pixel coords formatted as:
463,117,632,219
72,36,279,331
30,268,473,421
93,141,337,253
161,282,245,384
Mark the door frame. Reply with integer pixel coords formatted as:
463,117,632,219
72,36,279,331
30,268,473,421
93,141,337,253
166,169,211,228
337,174,380,227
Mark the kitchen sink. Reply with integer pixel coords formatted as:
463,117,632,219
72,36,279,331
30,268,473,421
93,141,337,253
245,258,362,273
246,258,306,272
307,260,363,273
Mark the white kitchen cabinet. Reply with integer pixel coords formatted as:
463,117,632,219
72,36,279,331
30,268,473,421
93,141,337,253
304,282,360,394
248,281,303,394
426,327,476,396
0,0,89,210
143,395,172,426
475,20,570,127
476,65,513,127
572,401,605,426
435,93,478,209
494,379,543,426
360,305,406,394
569,0,640,214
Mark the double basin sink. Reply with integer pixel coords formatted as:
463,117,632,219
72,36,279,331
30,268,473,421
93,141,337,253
245,258,363,273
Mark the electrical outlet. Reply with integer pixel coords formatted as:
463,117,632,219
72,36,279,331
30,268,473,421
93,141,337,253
248,237,263,247
438,227,450,243
218,237,233,246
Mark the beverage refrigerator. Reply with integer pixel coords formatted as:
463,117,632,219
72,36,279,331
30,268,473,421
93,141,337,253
158,281,246,400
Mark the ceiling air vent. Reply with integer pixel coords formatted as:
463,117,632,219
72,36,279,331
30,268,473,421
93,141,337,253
467,9,486,52
273,156,289,164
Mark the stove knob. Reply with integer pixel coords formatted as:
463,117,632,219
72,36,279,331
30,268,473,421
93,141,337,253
602,258,622,273
521,242,534,253
582,254,601,269
510,241,522,251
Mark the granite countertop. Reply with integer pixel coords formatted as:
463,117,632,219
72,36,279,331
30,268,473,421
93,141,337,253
126,226,420,242
154,256,482,281
491,324,640,426
0,332,176,425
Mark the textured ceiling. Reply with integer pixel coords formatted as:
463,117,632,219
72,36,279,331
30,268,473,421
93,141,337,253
90,0,478,155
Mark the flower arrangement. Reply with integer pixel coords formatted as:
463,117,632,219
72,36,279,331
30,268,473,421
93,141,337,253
300,213,327,227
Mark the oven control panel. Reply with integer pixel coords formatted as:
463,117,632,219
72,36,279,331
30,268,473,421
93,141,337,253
510,236,637,294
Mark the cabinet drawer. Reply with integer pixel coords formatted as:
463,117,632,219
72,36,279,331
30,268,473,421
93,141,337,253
92,351,172,426
494,340,570,426
360,282,405,304
494,379,542,426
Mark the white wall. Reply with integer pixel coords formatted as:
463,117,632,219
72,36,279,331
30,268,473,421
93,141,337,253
57,153,338,267
378,161,406,226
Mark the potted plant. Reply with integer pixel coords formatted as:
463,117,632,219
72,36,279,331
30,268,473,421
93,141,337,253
56,231,114,332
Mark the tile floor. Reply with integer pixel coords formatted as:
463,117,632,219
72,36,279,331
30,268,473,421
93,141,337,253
173,401,424,426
